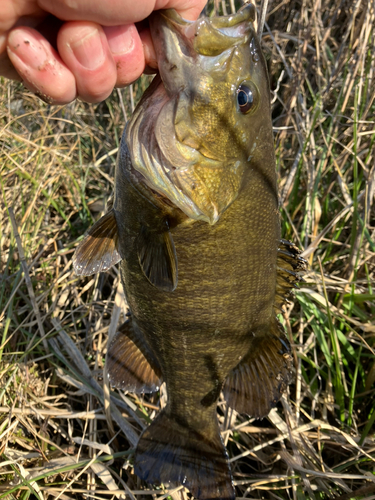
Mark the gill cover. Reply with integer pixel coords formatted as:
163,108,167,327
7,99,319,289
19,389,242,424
126,5,264,225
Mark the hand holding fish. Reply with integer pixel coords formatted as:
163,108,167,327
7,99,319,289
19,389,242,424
0,0,206,104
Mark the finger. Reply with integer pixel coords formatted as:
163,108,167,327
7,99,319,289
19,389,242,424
7,27,77,104
0,7,45,34
57,22,117,103
0,14,63,81
38,0,158,25
139,29,157,70
103,25,146,87
37,0,206,25
158,0,207,20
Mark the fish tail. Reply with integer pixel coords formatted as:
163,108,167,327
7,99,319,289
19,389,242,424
135,409,235,500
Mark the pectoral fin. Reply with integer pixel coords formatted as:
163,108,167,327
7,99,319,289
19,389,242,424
73,209,121,276
137,224,178,292
106,319,162,393
224,319,292,418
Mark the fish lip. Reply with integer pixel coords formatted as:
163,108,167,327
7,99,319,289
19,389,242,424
154,3,256,29
149,6,256,96
148,11,195,96
155,4,256,40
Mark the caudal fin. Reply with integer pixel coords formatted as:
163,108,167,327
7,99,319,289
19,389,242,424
135,410,234,500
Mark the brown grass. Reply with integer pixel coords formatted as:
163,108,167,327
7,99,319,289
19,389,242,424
1,0,374,499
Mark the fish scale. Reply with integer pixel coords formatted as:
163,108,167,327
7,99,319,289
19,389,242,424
73,5,307,499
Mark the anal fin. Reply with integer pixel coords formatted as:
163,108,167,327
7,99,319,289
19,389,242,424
106,319,162,393
224,318,292,418
137,223,178,292
73,209,121,276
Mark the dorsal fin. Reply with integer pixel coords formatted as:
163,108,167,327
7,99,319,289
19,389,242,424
137,224,178,292
73,209,121,276
275,239,307,312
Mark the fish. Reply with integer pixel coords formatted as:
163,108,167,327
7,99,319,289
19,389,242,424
73,5,307,499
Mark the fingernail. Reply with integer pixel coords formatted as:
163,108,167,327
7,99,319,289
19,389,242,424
8,29,48,69
69,28,105,70
104,25,135,55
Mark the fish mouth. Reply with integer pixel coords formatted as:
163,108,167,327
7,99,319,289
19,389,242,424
149,5,256,96
126,5,262,225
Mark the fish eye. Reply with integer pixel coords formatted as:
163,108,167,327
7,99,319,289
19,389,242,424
236,82,259,114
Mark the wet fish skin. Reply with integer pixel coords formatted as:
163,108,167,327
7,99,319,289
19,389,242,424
73,5,307,499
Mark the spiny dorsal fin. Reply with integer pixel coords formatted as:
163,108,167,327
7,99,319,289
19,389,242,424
223,318,292,418
106,319,162,393
137,224,178,292
275,239,307,311
73,209,121,276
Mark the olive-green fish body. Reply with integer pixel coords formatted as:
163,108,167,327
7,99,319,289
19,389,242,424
73,6,306,499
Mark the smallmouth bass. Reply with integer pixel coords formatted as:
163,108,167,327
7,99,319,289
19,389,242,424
73,5,306,499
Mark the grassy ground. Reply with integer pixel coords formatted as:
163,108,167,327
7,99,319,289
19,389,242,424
1,0,374,498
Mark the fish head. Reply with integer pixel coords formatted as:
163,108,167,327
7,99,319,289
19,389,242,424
126,5,273,224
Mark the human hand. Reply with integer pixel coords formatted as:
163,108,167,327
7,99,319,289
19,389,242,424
1,0,206,104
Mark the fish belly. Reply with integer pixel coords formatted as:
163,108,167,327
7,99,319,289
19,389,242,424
117,164,280,500
120,164,280,410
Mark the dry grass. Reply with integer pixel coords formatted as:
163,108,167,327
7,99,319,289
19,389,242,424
1,0,374,498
